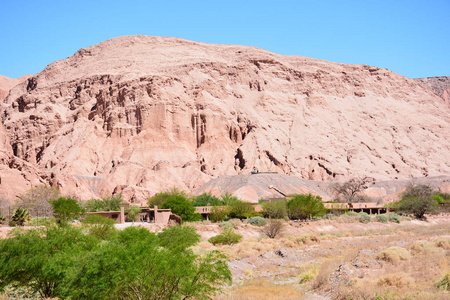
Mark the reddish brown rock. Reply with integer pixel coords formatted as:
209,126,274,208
415,76,450,106
0,36,449,201
0,75,31,101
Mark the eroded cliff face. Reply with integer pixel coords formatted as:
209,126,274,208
1,36,449,202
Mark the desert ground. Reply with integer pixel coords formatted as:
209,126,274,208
186,216,450,300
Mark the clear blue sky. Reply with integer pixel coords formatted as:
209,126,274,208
1,0,448,79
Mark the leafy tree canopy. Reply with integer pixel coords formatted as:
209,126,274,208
50,197,85,226
84,194,123,212
0,225,231,300
161,195,200,222
262,200,288,219
147,187,190,208
287,194,326,220
192,193,223,206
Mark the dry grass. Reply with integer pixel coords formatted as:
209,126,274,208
377,272,414,288
216,278,304,300
377,246,411,263
205,218,450,299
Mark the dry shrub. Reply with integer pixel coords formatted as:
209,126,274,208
319,233,338,240
279,238,297,248
312,259,339,290
377,272,414,289
434,238,450,250
298,266,318,284
290,234,320,245
261,219,284,238
410,241,435,255
377,246,411,263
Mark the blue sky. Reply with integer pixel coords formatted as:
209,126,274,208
0,0,448,79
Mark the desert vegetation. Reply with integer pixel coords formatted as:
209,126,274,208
1,184,450,299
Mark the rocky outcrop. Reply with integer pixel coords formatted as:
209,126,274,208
1,36,449,202
415,76,450,106
0,75,31,101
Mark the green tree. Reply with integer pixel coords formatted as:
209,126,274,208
396,184,439,219
161,195,200,222
228,200,256,219
50,197,85,226
210,206,229,222
192,193,223,206
221,192,240,205
85,194,123,212
148,188,189,208
68,226,231,300
262,200,288,219
0,226,98,298
287,194,326,220
126,205,141,223
398,196,438,219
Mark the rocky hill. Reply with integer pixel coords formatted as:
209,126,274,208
1,35,449,203
0,75,31,101
415,76,450,106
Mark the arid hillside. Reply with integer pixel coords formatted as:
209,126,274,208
1,35,449,202
415,76,450,106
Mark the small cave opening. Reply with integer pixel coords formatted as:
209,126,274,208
234,148,245,170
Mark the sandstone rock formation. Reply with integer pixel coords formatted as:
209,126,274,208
0,75,31,101
1,35,449,203
415,76,450,106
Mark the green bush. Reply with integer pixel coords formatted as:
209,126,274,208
246,216,267,226
28,217,53,226
287,194,326,220
11,208,31,226
219,221,234,229
0,224,232,299
0,216,5,224
262,200,288,219
358,212,371,223
228,200,256,219
344,211,358,217
436,272,450,291
387,212,402,223
82,214,117,240
210,206,229,222
376,214,388,223
208,228,243,245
